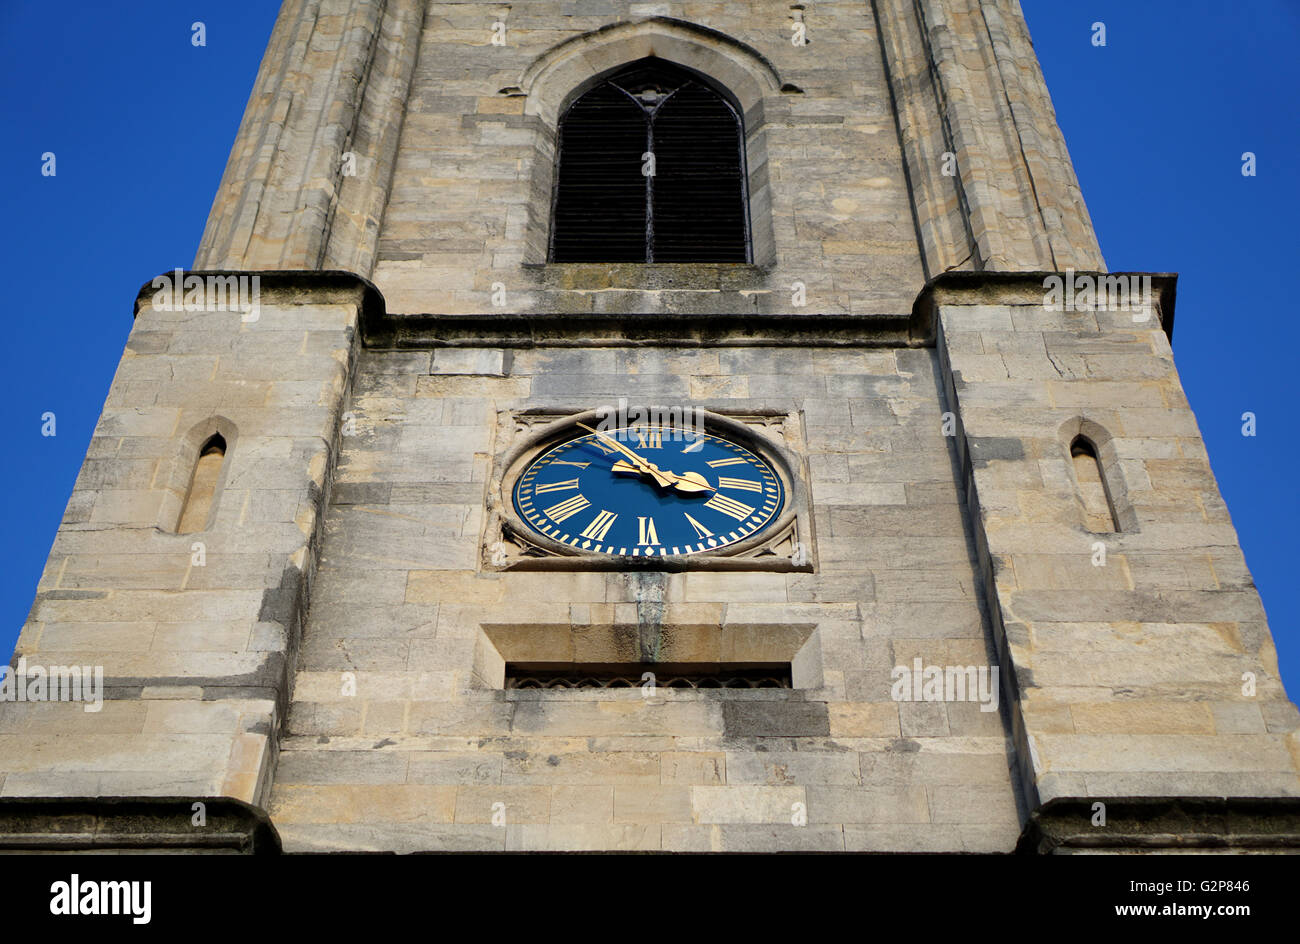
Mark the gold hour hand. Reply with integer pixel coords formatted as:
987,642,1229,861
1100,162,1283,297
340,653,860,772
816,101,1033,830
611,459,713,494
667,470,713,494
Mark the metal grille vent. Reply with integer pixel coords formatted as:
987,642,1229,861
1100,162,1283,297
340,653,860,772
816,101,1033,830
549,58,750,263
505,663,791,690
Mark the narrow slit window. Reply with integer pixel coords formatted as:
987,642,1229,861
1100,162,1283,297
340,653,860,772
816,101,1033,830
1070,436,1119,533
549,58,750,263
177,434,227,534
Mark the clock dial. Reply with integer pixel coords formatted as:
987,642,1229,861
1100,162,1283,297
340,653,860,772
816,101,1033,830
513,426,785,557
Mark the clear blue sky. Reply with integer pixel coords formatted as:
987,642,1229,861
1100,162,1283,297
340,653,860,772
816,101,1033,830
1,2,1296,696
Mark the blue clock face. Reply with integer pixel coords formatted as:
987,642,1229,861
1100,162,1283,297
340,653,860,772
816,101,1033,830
513,426,785,557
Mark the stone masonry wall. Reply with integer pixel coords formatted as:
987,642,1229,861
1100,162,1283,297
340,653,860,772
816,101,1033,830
0,281,362,810
268,343,1023,852
371,0,927,315
934,282,1300,811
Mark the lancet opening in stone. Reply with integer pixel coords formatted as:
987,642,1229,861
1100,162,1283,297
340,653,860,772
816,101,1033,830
176,433,227,534
1070,434,1120,534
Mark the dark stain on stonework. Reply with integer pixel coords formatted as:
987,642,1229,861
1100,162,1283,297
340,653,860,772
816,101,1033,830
97,651,287,703
968,437,1024,467
1015,665,1035,693
258,565,303,628
102,686,144,699
722,701,830,738
36,590,108,602
624,572,667,662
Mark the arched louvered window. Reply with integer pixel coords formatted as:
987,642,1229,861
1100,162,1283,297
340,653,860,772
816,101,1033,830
549,58,750,263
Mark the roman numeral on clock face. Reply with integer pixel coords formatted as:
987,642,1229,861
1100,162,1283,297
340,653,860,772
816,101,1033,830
717,476,762,492
579,509,618,541
634,426,662,449
534,477,581,494
704,493,755,521
637,516,660,545
706,457,747,468
550,460,590,469
543,494,590,523
684,513,714,539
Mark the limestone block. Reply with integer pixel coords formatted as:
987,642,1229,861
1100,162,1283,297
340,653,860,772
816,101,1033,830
549,785,615,823
691,785,806,824
501,751,661,785
726,751,862,785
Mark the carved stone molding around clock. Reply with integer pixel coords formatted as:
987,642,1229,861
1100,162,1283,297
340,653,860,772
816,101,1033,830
481,406,816,572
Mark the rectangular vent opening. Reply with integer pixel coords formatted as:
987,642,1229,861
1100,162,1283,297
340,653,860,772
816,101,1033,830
505,662,792,690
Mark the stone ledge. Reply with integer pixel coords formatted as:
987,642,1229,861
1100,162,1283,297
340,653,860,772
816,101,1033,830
918,270,1179,340
367,310,924,349
128,269,1178,349
0,797,281,854
1016,796,1300,854
132,269,382,321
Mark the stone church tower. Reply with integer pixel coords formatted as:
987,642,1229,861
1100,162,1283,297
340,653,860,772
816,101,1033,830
2,0,1297,853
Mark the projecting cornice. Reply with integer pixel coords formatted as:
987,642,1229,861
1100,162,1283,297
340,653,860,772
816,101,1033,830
133,269,1175,349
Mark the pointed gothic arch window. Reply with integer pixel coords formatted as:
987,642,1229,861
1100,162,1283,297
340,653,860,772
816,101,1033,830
1070,435,1119,533
177,434,227,534
548,58,750,263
